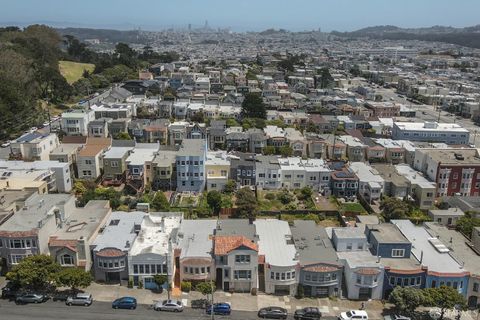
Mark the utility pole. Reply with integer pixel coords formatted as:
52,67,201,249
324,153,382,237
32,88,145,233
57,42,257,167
165,252,171,300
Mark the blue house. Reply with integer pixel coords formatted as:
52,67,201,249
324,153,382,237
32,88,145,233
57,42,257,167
365,223,427,298
392,220,470,296
176,139,207,192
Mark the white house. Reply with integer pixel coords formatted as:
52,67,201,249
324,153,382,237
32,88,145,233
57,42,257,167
61,109,95,136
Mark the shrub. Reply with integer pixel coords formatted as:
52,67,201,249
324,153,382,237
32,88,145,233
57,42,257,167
265,193,276,200
181,281,192,292
296,284,304,299
127,279,133,288
138,280,143,289
251,287,257,296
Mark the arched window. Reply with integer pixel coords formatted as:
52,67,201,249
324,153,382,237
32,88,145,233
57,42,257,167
61,254,74,266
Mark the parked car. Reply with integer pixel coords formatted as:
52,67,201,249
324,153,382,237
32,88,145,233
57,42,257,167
258,306,288,319
1,283,21,300
15,293,48,304
30,127,38,133
0,140,11,148
294,307,322,320
51,291,70,302
112,296,137,310
42,121,50,127
207,303,232,315
191,298,209,309
339,310,368,320
154,299,184,312
66,292,93,306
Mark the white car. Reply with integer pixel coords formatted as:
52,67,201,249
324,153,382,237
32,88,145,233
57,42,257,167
52,116,60,121
30,127,38,133
339,310,369,320
42,121,50,127
1,141,11,148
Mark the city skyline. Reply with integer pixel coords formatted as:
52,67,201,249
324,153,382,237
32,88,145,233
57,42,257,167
1,0,479,32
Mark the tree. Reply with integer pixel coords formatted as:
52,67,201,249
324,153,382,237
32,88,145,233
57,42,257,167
196,281,215,297
423,286,465,320
299,186,313,200
279,145,293,157
6,255,61,290
263,146,276,155
224,180,236,194
234,187,258,218
318,68,334,89
456,214,480,238
114,132,132,140
207,190,223,215
153,274,169,297
241,93,266,119
190,111,205,123
225,118,240,127
349,65,362,77
380,197,411,221
151,191,170,211
57,268,92,292
389,287,425,315
278,189,295,205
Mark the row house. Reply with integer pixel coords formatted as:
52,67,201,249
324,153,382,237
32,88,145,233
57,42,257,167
128,119,169,144
206,151,231,191
125,143,159,194
413,149,480,197
230,152,256,188
278,157,331,193
337,136,367,162
61,109,95,136
77,137,112,180
364,102,400,118
151,148,178,191
91,103,136,120
395,164,436,209
102,146,133,186
208,120,227,150
349,162,385,203
176,139,207,192
255,155,282,190
330,166,359,200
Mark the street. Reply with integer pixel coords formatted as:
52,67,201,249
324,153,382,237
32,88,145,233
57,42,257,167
0,300,338,320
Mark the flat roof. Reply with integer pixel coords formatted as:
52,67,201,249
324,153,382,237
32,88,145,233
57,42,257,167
52,200,110,241
177,139,206,157
349,162,385,184
254,219,298,267
214,219,256,241
336,250,383,269
92,211,146,252
130,212,183,256
395,164,436,189
392,220,466,274
0,194,73,233
126,144,159,165
366,223,410,244
420,149,480,165
394,122,469,133
425,222,480,275
103,147,133,159
332,227,367,239
428,208,465,217
178,219,216,259
291,220,339,266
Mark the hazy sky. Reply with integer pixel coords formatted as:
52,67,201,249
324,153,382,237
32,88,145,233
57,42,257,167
1,0,479,32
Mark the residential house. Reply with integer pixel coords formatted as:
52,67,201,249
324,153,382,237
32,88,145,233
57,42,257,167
48,200,111,271
206,151,230,191
427,208,465,226
91,211,146,283
186,123,207,140
365,223,425,298
77,137,112,180
330,166,359,200
176,220,217,286
176,139,207,192
392,220,470,296
338,136,367,162
61,109,95,136
225,127,249,152
49,141,83,178
349,162,384,203
168,121,189,146
278,157,331,192
10,132,59,161
247,129,267,154
0,193,74,269
372,164,409,200
264,126,287,148
208,120,227,150
151,148,178,191
291,221,342,297
102,147,133,186
229,152,256,188
395,165,436,209
285,128,306,157
333,228,384,300
87,118,111,138
254,219,298,295
125,143,159,193
129,212,182,289
255,155,282,190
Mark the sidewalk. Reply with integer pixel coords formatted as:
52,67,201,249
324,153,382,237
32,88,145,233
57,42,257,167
84,283,387,319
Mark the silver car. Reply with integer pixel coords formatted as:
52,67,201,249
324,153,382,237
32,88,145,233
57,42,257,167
154,299,184,312
66,292,93,306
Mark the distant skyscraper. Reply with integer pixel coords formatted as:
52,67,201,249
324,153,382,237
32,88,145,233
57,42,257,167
188,23,192,31
204,20,209,29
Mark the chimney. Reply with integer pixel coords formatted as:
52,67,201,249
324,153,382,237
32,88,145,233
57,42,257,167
125,240,130,248
377,255,381,263
420,250,424,264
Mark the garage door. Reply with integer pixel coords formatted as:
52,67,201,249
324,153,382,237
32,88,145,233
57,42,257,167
274,285,291,295
234,281,251,293
315,287,329,297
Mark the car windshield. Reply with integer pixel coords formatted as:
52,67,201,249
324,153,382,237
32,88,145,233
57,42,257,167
347,311,353,317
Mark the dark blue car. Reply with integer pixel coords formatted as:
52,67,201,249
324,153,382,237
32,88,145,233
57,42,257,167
206,303,232,315
112,296,137,310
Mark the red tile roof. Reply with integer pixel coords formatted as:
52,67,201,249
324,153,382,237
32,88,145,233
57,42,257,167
96,248,125,258
214,235,258,255
356,268,381,275
0,230,38,237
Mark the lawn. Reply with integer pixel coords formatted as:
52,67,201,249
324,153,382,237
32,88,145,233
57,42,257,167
59,60,95,84
340,202,367,214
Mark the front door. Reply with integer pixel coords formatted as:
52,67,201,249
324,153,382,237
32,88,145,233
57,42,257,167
216,268,223,289
106,272,120,283
224,281,230,292
468,296,478,309
358,287,372,300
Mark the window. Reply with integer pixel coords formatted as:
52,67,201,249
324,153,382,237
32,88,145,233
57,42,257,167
357,243,363,250
271,272,274,280
474,283,479,292
134,265,138,273
346,243,353,250
195,268,199,274
410,278,415,286
305,274,311,281
111,161,119,168
276,273,280,280
10,254,27,264
234,270,251,280
391,249,405,258
61,254,74,266
281,273,285,280
201,267,205,274
145,265,150,274
235,255,250,263
416,277,421,285
139,265,144,274
85,159,92,165
356,274,362,284
390,277,395,286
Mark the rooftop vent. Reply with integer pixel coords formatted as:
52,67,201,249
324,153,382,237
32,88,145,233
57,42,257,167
454,153,464,161
428,237,450,253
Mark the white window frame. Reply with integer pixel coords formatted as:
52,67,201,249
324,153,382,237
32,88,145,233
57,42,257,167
391,249,405,258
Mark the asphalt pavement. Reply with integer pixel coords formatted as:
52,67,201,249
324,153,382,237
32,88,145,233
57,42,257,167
0,300,340,320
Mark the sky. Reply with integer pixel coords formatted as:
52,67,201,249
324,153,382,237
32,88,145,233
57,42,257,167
1,0,479,32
